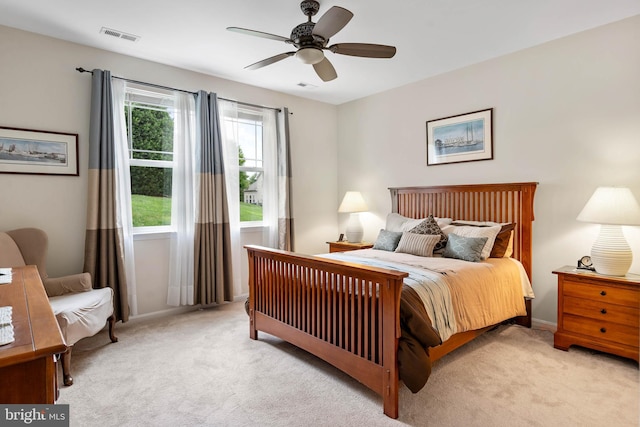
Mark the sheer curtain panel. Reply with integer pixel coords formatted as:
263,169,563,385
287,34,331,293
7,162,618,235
167,92,197,306
111,79,138,316
259,107,294,251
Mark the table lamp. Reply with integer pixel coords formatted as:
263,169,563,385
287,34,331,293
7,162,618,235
577,187,640,276
338,191,368,243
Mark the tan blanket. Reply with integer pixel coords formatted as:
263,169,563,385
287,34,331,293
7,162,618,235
446,259,527,332
324,250,532,393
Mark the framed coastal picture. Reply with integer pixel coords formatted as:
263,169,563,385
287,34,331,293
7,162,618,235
426,108,493,166
0,126,78,176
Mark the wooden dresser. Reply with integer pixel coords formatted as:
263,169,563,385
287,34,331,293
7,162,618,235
553,266,639,362
0,265,67,403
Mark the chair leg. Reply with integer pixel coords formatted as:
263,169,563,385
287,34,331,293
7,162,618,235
59,317,117,387
61,347,73,386
108,314,118,343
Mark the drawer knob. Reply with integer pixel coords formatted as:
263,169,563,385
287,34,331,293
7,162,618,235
600,290,607,296
600,308,607,314
600,327,607,333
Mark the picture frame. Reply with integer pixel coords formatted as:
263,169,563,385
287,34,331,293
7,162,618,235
0,126,79,176
426,108,493,166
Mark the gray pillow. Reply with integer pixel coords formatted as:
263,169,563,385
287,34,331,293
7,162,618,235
372,229,403,251
408,214,448,251
395,233,440,257
442,233,488,262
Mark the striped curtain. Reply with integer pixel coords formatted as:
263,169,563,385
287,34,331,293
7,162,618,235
194,91,234,304
84,69,130,322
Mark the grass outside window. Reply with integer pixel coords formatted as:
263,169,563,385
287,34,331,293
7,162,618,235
131,195,263,227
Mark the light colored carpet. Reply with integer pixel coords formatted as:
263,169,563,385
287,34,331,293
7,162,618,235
58,301,639,427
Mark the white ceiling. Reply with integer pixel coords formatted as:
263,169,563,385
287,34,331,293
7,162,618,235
1,0,639,105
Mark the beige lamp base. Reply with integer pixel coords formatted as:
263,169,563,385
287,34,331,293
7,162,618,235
591,224,632,276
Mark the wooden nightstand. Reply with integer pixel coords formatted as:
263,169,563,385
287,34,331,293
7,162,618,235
327,241,373,253
553,266,639,362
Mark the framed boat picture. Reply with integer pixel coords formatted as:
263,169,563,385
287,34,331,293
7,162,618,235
0,126,79,176
426,108,493,166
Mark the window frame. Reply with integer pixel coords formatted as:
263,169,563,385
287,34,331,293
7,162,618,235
123,86,177,234
223,109,267,228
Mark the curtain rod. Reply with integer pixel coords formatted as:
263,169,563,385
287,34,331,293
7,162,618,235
76,67,283,113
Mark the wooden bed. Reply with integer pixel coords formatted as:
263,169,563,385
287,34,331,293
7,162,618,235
245,182,537,418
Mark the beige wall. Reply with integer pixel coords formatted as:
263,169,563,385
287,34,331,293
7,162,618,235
337,16,640,325
0,25,339,316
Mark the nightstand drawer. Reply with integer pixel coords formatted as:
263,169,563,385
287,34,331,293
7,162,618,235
564,296,639,327
563,314,639,347
563,280,639,306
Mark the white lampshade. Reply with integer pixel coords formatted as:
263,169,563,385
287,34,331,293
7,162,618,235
295,48,324,65
577,187,640,225
339,191,368,243
338,191,368,213
577,187,640,276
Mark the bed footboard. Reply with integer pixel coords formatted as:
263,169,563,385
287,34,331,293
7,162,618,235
246,245,408,418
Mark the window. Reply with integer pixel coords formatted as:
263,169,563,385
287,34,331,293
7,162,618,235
124,85,176,230
122,91,276,231
222,107,266,224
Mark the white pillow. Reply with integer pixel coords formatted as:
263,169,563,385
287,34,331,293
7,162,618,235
395,233,440,257
436,217,454,226
452,220,500,226
440,224,501,260
386,213,452,232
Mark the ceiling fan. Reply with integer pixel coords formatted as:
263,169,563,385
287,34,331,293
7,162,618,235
227,0,397,82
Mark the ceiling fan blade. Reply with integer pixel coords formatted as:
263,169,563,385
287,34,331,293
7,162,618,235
313,57,337,82
312,6,353,40
245,52,295,70
328,43,397,58
227,27,290,43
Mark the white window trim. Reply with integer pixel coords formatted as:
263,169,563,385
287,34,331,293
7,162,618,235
133,229,176,240
125,85,176,235
240,221,264,229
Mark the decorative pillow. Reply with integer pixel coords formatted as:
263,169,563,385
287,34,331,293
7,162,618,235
503,231,515,258
433,217,453,227
409,215,448,251
451,221,516,258
441,224,501,260
442,233,488,262
386,213,423,232
386,213,452,232
451,220,501,226
372,229,403,251
490,223,516,258
395,233,440,257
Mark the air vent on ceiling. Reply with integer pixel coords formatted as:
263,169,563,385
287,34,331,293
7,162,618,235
297,82,318,89
100,27,140,42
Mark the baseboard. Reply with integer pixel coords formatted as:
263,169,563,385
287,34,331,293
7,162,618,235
233,293,248,303
128,305,201,323
125,294,248,324
532,317,557,332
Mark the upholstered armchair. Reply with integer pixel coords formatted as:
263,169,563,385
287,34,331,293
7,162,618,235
0,228,117,386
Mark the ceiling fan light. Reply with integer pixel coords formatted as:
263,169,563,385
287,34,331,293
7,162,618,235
295,48,324,64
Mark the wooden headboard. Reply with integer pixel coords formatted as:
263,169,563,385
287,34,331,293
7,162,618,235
389,182,538,281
